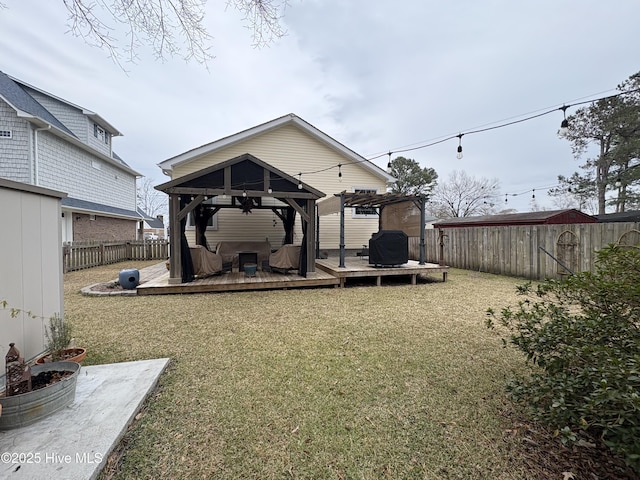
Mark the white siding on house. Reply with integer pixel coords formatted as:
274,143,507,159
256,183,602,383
172,124,386,250
35,130,137,211
0,99,31,183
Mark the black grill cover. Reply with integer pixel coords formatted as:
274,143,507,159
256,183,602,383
369,230,408,266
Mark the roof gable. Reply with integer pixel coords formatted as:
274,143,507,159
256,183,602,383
158,113,393,183
0,71,74,135
156,152,325,199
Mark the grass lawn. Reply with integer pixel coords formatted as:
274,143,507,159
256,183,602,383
64,262,563,479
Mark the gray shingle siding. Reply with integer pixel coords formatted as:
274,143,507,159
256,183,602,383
0,99,31,183
25,88,87,142
36,130,136,211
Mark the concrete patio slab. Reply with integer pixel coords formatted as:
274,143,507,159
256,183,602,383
0,358,170,480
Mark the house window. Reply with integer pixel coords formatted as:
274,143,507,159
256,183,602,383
352,188,379,218
93,123,106,142
187,211,218,231
0,130,12,138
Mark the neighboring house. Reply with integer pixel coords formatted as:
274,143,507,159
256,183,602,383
596,210,640,223
157,113,394,250
138,208,166,239
0,71,142,242
433,209,597,228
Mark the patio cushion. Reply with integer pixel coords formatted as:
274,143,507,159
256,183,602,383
189,245,223,276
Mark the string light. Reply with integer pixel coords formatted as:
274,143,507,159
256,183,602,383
532,189,535,199
176,87,640,203
267,187,273,194
242,183,247,197
558,105,569,136
338,164,342,182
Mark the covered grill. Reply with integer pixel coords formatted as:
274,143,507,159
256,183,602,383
369,230,408,267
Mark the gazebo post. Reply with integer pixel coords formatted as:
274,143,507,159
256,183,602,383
339,193,345,268
419,195,426,265
306,199,316,273
168,193,183,284
315,206,320,259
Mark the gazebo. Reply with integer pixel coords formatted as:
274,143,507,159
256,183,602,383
156,153,324,284
317,191,429,267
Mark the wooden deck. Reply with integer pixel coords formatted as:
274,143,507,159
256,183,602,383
136,267,339,295
316,258,449,287
135,258,449,295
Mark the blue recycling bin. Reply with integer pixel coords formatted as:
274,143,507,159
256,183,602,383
119,269,140,289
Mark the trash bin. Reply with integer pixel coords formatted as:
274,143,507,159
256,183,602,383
119,269,140,289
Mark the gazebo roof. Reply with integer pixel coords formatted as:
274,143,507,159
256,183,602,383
156,153,324,200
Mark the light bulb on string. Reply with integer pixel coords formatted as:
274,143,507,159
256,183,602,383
297,173,303,190
267,187,273,194
456,134,464,159
338,164,342,182
558,105,569,136
386,152,392,172
532,189,535,199
242,183,247,197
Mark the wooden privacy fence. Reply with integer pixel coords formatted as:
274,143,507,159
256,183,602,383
63,240,169,273
409,222,640,280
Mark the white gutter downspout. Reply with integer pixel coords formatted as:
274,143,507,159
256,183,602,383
33,125,51,186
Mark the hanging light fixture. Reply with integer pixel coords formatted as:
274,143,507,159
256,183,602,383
242,183,247,197
558,105,569,136
338,164,342,182
456,134,464,159
297,173,303,189
387,152,392,172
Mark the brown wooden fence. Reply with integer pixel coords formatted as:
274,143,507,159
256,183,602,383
409,222,640,280
63,240,169,273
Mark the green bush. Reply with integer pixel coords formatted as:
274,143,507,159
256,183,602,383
487,244,640,471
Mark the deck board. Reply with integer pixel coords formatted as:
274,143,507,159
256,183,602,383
136,258,449,295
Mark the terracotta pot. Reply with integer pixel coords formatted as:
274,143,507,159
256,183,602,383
35,347,86,365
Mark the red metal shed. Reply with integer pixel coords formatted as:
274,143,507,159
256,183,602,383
433,209,597,228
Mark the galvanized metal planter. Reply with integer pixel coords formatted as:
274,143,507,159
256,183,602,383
0,361,80,430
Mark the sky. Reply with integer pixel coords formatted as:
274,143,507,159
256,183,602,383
1,0,639,214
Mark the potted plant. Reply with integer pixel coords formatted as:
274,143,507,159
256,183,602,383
35,314,86,364
1,302,82,429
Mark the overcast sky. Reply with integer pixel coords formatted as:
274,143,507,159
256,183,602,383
1,0,639,213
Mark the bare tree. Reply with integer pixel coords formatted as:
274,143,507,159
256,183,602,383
137,177,167,218
428,170,500,218
12,0,290,65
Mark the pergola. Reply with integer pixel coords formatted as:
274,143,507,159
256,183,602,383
317,192,428,268
156,153,324,284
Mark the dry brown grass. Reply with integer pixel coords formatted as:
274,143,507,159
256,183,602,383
66,262,538,479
